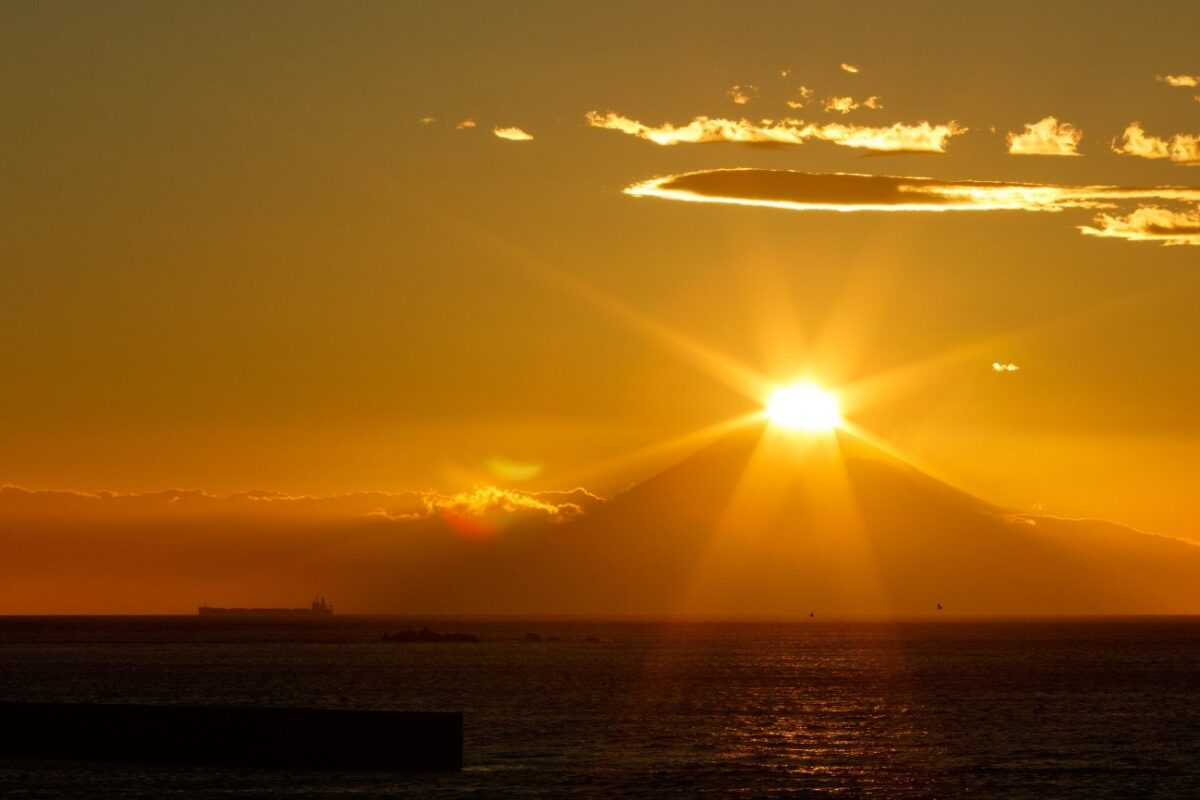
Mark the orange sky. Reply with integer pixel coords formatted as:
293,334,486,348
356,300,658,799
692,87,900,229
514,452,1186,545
3,2,1200,612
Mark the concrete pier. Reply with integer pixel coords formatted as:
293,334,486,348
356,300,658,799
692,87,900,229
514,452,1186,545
0,702,463,771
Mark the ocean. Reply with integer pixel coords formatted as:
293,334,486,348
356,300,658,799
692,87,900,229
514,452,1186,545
0,617,1196,798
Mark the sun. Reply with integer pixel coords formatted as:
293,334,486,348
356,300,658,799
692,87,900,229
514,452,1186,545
764,383,841,432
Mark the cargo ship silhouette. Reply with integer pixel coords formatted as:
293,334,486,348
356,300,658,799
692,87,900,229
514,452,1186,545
198,596,333,617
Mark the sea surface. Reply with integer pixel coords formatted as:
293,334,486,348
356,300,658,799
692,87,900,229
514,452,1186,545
0,617,1197,798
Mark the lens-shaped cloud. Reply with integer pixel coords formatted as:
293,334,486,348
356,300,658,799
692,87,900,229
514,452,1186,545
841,63,861,74
1007,116,1083,156
627,169,1200,212
585,111,966,153
992,362,1020,372
625,169,1200,246
493,126,534,141
1078,206,1200,246
1113,123,1200,165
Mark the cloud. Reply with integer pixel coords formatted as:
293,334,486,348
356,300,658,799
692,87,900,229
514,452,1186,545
456,119,477,130
422,486,599,523
1078,205,1200,246
584,111,967,153
825,96,857,114
0,483,602,527
1006,116,1083,156
367,486,603,537
419,116,436,124
727,84,758,105
1112,123,1200,165
624,169,1200,245
779,68,791,78
493,126,534,141
992,362,1020,372
824,95,883,114
626,168,1200,212
0,483,610,613
1114,123,1170,159
841,63,860,74
1158,74,1199,88
786,86,814,109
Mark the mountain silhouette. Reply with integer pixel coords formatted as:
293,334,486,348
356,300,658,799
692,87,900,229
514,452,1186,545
499,424,1200,615
5,425,1196,615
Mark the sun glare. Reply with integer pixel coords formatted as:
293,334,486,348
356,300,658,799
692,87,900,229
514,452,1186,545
765,383,841,432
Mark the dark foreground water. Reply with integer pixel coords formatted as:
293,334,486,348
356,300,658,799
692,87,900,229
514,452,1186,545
0,617,1197,798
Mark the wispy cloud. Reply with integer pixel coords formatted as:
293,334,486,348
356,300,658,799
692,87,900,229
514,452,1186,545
585,111,966,153
419,116,436,125
840,63,861,74
0,483,603,529
363,486,603,537
992,362,1020,372
456,119,477,130
493,126,534,141
1006,116,1083,156
1078,205,1200,246
824,95,883,114
0,484,611,612
727,84,758,105
419,486,599,528
786,86,814,109
1112,123,1200,165
1158,74,1199,88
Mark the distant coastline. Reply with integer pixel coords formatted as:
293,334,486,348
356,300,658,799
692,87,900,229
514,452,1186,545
198,597,333,618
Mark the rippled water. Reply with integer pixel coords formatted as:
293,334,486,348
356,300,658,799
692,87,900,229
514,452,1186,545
1,617,1197,797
